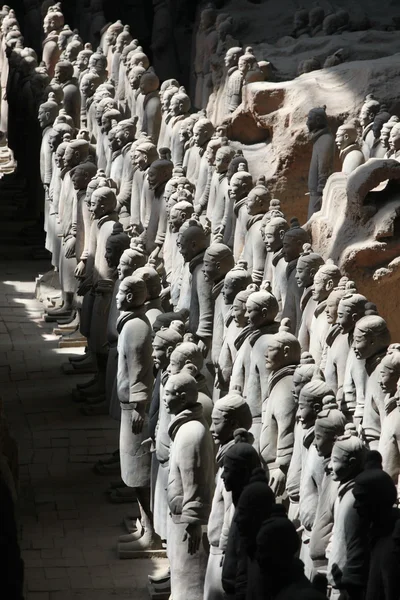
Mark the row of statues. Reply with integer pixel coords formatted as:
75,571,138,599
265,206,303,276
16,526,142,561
1,2,400,600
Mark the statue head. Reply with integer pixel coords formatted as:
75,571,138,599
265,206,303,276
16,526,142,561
353,315,391,361
161,85,178,112
116,273,147,311
147,151,173,190
298,379,334,430
43,4,64,34
89,47,107,74
307,106,328,133
160,77,179,98
224,46,244,69
203,243,235,284
178,218,208,263
222,430,261,496
89,184,117,220
54,59,74,84
227,150,248,180
372,107,391,140
128,49,150,71
128,65,146,90
292,353,323,402
389,122,400,153
64,34,83,62
38,92,59,128
193,117,215,148
168,340,204,376
245,283,279,328
64,139,89,171
313,395,347,458
211,394,252,447
309,5,325,28
132,140,158,171
95,96,117,125
200,6,216,30
70,160,97,191
117,239,147,280
105,19,123,47
113,118,137,150
163,369,199,415
336,283,368,334
54,134,71,169
311,259,341,303
232,284,259,327
335,120,359,152
331,424,367,483
378,344,400,396
104,222,130,269
325,276,349,325
380,115,399,149
139,68,159,95
169,200,194,233
282,218,309,263
80,71,101,98
76,43,93,72
353,458,397,524
359,94,381,128
238,47,257,76
295,243,325,289
265,318,301,372
57,24,73,51
263,216,289,253
170,86,191,117
179,114,199,144
245,178,270,216
229,167,253,202
152,321,184,370
115,25,132,53
134,264,161,300
48,122,73,152
222,261,252,305
102,108,122,134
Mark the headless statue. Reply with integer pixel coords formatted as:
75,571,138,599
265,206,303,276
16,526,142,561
306,106,335,218
378,346,400,489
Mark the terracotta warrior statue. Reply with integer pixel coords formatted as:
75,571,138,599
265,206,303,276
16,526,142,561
306,106,335,218
335,120,365,175
225,164,252,260
166,198,195,308
353,315,391,448
205,395,252,600
164,86,191,165
262,214,289,319
207,143,236,240
359,94,381,160
223,46,244,116
164,369,214,600
296,244,325,354
129,138,159,237
378,346,400,489
42,3,64,78
54,59,81,128
370,107,391,158
74,43,93,81
388,122,400,162
260,318,301,497
138,68,162,145
38,92,59,224
108,117,137,227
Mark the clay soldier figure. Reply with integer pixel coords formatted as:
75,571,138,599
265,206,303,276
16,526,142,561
223,46,244,116
325,283,367,412
378,347,400,488
116,275,158,556
74,43,93,82
260,318,301,496
263,215,290,318
38,92,59,233
207,144,236,240
353,458,400,600
54,59,81,128
309,260,342,366
327,426,368,600
80,70,101,128
183,116,215,198
282,218,310,335
164,370,214,600
388,122,400,162
306,106,335,218
291,7,310,38
370,107,391,158
64,34,84,65
335,120,365,175
205,395,252,600
111,25,132,90
42,3,64,78
177,219,213,356
382,116,400,157
219,285,256,394
295,244,325,353
138,68,162,145
239,178,270,285
109,118,137,229
359,94,381,160
309,4,325,36
129,138,159,237
353,315,391,448
57,24,74,57
225,165,252,260
164,87,191,165
309,396,347,573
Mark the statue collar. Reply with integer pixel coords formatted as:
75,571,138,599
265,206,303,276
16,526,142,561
365,347,387,376
234,324,254,351
122,141,133,157
314,299,327,318
285,258,298,279
143,90,159,108
272,248,284,266
61,77,78,89
111,148,122,161
224,305,234,327
310,127,331,144
116,307,146,333
171,113,190,127
145,297,162,312
303,425,315,449
233,194,247,216
385,393,398,417
43,30,58,45
97,211,118,229
338,479,355,500
362,122,374,140
267,364,298,396
212,278,225,300
248,321,279,347
228,66,237,76
168,402,204,440
216,438,235,467
300,285,313,312
325,324,342,347
161,369,169,387
340,143,361,160
246,213,263,230
189,250,206,274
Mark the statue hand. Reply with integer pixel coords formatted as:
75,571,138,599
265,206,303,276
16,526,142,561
160,286,170,301
64,237,76,259
269,467,286,497
77,278,92,296
194,204,203,216
131,405,145,434
198,338,211,357
183,523,202,555
74,261,86,279
149,246,160,261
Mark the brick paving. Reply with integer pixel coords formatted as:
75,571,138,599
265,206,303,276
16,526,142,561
0,260,167,599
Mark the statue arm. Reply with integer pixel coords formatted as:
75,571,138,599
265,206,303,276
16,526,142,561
340,503,368,592
274,391,296,470
126,322,153,405
154,194,168,248
317,137,335,194
218,339,233,389
252,228,267,286
144,98,162,145
195,269,214,342
177,430,211,524
117,157,133,211
361,388,381,450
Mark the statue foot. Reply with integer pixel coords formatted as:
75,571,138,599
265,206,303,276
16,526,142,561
69,350,90,364
80,401,107,416
44,310,73,323
56,312,79,326
63,361,97,375
118,530,163,558
76,376,98,390
108,487,137,504
46,305,73,317
118,521,144,543
148,566,170,584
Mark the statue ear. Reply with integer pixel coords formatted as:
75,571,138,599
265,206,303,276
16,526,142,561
166,345,174,359
283,344,290,358
125,291,133,304
278,229,285,240
326,279,334,292
309,267,316,279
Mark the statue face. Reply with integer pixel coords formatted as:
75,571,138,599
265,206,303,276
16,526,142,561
282,235,301,263
133,149,148,170
38,106,51,128
89,193,107,220
325,295,339,325
264,225,283,253
389,127,400,153
221,456,248,494
313,422,335,458
336,302,355,334
64,146,79,170
238,56,248,75
129,71,141,89
178,229,200,263
265,339,286,372
378,360,398,396
55,149,65,169
232,298,247,327
335,128,350,151
224,50,238,69
193,125,210,148
81,78,95,97
292,372,306,402
163,379,184,415
147,164,161,190
170,96,184,117
71,168,88,190
311,272,328,302
306,111,321,133
210,408,234,446
179,121,192,143
76,53,89,71
352,329,372,360
152,335,170,370
115,283,133,311
202,257,219,282
169,207,185,233
330,444,353,482
117,256,134,280
297,395,317,429
245,298,264,328
54,64,68,84
295,259,314,289
222,277,241,305
215,151,231,174
359,104,373,128
48,131,61,152
105,241,120,269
